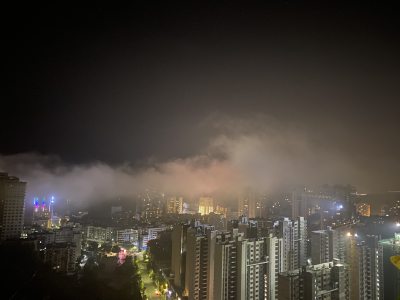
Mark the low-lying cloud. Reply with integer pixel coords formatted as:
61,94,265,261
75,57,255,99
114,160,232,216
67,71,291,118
0,115,396,206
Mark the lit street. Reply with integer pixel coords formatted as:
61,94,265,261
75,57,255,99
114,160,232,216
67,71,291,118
137,254,165,300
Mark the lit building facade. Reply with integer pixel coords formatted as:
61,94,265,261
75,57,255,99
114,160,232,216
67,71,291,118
42,243,80,274
184,224,216,299
176,221,280,300
167,196,183,214
32,197,51,228
214,230,243,300
140,226,167,250
265,234,281,300
83,225,113,244
214,205,228,217
238,189,258,218
356,202,371,217
116,228,139,246
198,197,214,215
275,217,307,272
37,223,82,274
237,237,269,300
358,235,383,300
0,173,26,240
140,190,164,222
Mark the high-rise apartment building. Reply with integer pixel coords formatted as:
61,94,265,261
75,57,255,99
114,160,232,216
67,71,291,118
184,224,216,299
278,261,350,300
358,235,384,300
237,237,269,300
0,173,26,240
275,217,307,272
320,184,357,218
214,230,243,300
340,233,386,300
140,226,167,250
291,189,332,219
116,228,139,246
140,190,164,221
83,225,113,244
42,243,79,274
214,205,228,217
198,197,214,215
206,212,227,231
265,234,281,300
177,221,280,300
311,229,334,264
379,233,400,300
343,234,359,300
355,202,371,217
36,223,82,274
310,227,348,264
167,196,183,214
291,185,356,219
171,223,189,289
238,189,258,218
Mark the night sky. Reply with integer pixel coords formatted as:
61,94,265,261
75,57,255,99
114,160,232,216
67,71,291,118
3,2,400,197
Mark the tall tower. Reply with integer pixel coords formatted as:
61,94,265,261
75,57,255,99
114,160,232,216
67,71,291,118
198,197,214,215
343,234,384,300
358,235,384,300
167,196,183,214
276,217,307,272
0,173,26,240
32,196,50,228
342,233,360,300
265,234,281,300
310,227,340,264
184,225,216,299
379,233,400,300
171,223,189,289
237,238,268,300
213,230,243,300
141,189,163,221
291,189,332,219
238,189,257,218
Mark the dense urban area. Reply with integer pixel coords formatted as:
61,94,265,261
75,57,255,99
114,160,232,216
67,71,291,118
1,172,400,299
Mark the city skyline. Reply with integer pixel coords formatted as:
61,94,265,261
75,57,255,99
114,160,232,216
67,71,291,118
3,3,400,299
1,171,400,299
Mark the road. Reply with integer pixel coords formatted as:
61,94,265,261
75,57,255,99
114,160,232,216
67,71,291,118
137,255,165,300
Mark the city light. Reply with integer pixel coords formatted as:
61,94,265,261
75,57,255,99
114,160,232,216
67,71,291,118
3,2,398,299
